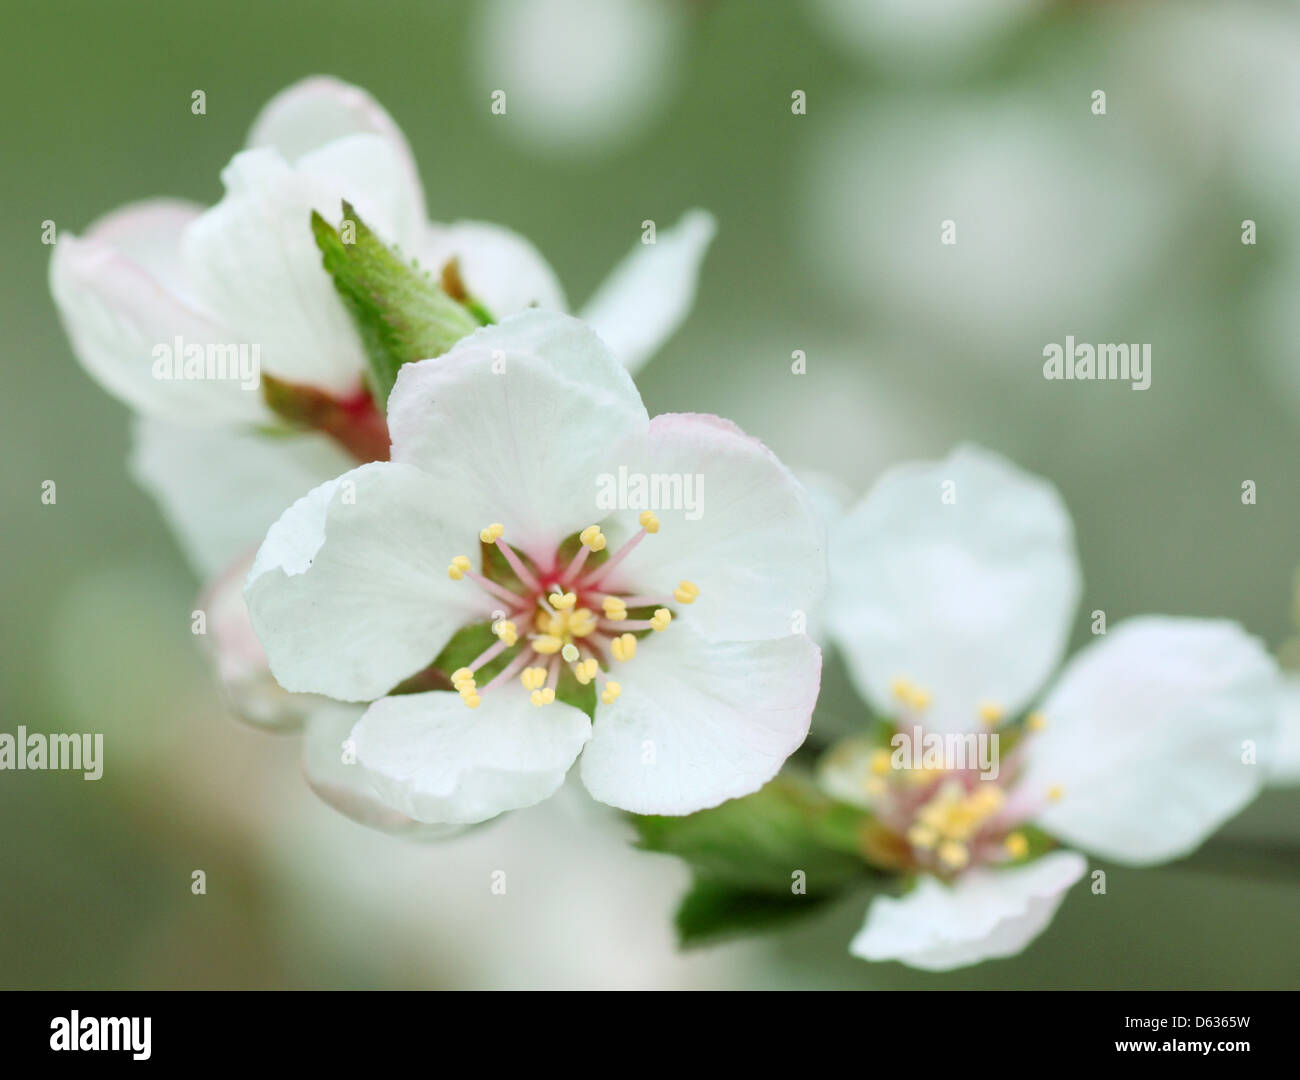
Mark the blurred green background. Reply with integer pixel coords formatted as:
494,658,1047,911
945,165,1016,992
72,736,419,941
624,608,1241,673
3,0,1298,988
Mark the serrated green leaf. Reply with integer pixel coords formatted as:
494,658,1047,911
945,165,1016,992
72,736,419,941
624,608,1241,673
311,203,482,407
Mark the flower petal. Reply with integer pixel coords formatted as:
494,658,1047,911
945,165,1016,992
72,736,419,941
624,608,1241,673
1023,617,1278,865
604,413,827,643
418,220,567,318
579,626,820,815
849,851,1086,971
387,310,648,556
246,75,424,216
49,200,266,425
129,416,353,578
579,209,716,373
301,700,469,837
827,444,1081,733
349,690,591,824
180,144,406,395
245,462,495,701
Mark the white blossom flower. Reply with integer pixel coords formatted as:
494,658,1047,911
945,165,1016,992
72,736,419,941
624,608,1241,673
819,444,1279,970
48,76,715,726
244,310,825,824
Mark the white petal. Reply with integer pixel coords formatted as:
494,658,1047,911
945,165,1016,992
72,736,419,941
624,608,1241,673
129,416,353,578
1269,673,1300,785
246,75,425,216
200,551,327,731
245,462,495,701
849,851,1086,971
387,310,648,556
180,144,407,395
579,210,716,374
604,413,827,643
301,700,468,837
1023,617,1279,865
418,220,567,318
579,626,820,815
350,690,591,824
49,201,266,425
827,444,1081,733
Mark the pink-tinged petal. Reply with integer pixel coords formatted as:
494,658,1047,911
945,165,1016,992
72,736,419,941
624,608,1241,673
827,444,1081,734
245,462,496,702
580,209,716,374
602,412,826,643
49,200,267,425
849,851,1086,971
387,311,648,558
350,690,591,825
246,75,425,216
579,626,820,815
418,220,567,318
1022,617,1278,865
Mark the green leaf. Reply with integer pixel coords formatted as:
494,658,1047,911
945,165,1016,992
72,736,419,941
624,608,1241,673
311,202,482,407
632,773,872,894
675,877,843,948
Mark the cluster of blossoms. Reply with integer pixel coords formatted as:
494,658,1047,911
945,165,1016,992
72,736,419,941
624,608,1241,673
48,77,1293,972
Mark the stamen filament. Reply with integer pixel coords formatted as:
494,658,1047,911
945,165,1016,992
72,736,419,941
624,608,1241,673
494,537,541,592
583,528,646,588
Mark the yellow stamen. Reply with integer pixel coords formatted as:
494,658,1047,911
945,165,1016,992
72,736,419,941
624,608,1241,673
1047,784,1065,803
461,692,481,709
447,555,472,581
579,525,607,552
494,620,518,647
649,608,672,632
869,749,892,776
610,633,637,662
548,590,577,611
1004,832,1029,859
573,659,599,685
601,680,622,705
479,523,505,544
978,701,1004,726
520,667,548,691
532,634,563,655
907,824,938,850
450,667,475,687
1026,711,1047,732
937,840,969,870
673,580,698,604
530,688,556,707
601,596,628,619
567,608,598,637
639,511,660,534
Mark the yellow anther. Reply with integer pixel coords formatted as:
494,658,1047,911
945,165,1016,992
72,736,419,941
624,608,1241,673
532,634,563,655
561,643,580,663
479,523,505,543
601,596,628,618
639,511,660,534
1026,711,1047,732
890,677,931,710
447,555,472,581
494,620,518,647
978,701,1004,726
610,633,638,662
579,525,607,551
548,590,577,611
969,786,1005,815
567,608,597,637
1004,832,1029,859
1047,784,1065,803
869,749,893,776
864,777,887,799
451,667,475,687
673,580,699,604
907,824,938,850
601,680,622,705
530,688,556,707
520,667,548,691
649,608,672,632
461,692,481,709
937,840,970,871
573,659,599,685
